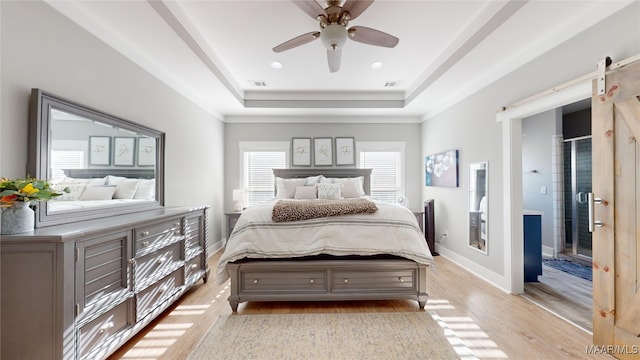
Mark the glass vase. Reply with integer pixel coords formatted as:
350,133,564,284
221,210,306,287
1,202,35,235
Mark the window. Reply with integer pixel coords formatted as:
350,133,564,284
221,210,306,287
357,142,405,203
51,140,87,182
239,142,289,207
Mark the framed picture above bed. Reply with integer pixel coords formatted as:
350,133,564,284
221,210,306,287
113,137,135,166
335,137,355,166
137,137,156,166
89,136,111,165
291,137,311,166
313,137,333,166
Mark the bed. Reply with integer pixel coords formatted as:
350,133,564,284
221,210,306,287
217,168,434,311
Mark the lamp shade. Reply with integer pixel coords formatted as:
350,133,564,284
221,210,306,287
232,189,245,201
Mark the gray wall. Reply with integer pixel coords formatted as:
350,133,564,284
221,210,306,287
522,109,561,254
0,1,225,245
421,2,640,280
224,122,423,212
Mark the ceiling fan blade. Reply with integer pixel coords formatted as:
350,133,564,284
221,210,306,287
341,0,373,20
327,48,341,73
348,26,399,48
292,0,327,19
273,31,321,53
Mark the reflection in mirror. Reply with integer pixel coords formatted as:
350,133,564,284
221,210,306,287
29,89,165,227
469,162,488,253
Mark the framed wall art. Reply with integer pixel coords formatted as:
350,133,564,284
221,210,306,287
313,137,333,166
425,149,459,187
335,137,355,166
137,137,156,166
113,137,135,166
291,137,312,166
89,136,111,165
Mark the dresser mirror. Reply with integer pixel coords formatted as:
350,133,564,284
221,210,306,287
28,89,165,227
468,161,488,253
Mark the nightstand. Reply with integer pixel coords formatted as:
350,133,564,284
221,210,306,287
225,212,243,242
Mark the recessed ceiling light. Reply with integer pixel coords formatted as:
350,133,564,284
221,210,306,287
270,61,283,69
371,61,383,69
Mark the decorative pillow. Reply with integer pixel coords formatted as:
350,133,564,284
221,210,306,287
62,176,106,186
52,182,86,201
334,176,365,198
79,186,116,201
114,179,139,199
106,175,126,186
133,179,155,200
304,175,324,186
294,185,317,199
275,177,306,199
316,183,343,200
318,177,334,184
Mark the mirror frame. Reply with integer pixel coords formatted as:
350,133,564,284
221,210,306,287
468,161,488,254
28,89,165,228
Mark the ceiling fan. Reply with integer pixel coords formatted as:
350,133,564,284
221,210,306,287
273,0,399,73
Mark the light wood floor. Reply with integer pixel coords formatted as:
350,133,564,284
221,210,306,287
523,264,593,332
108,251,612,360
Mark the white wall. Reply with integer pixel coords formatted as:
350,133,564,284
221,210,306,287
224,122,423,213
0,1,225,246
522,109,562,256
421,2,640,289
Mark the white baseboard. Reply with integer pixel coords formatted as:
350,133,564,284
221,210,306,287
542,245,554,259
436,247,510,293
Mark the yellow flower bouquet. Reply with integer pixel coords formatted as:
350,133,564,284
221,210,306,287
0,177,68,207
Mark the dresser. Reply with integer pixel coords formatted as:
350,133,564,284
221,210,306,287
0,206,209,360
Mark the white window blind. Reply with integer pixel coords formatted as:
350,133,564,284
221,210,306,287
51,150,84,182
357,142,405,204
240,142,289,207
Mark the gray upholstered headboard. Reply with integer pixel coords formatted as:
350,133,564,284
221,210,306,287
273,168,372,195
63,168,155,179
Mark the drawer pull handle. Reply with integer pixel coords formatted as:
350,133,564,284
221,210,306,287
159,285,168,293
174,231,181,236
157,257,167,265
174,222,180,227
253,279,258,284
190,264,198,270
309,278,315,284
343,278,349,284
98,321,114,334
398,277,404,283
141,231,150,236
142,241,149,247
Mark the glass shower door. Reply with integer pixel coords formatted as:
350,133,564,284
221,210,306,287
563,137,592,258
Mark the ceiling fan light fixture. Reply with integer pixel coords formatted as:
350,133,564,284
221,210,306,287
320,24,347,50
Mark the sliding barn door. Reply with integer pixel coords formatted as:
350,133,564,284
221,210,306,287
592,60,640,358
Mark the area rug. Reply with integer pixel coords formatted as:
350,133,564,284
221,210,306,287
189,312,459,360
543,259,592,281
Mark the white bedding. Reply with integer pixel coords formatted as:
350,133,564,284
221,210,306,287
216,198,435,284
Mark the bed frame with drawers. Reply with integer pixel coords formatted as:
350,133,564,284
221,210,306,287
225,168,429,311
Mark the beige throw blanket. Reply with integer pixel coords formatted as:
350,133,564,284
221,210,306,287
272,198,378,222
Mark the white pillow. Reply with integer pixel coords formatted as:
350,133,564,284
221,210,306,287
319,177,334,184
134,179,155,200
62,176,106,186
79,186,116,201
52,182,86,201
294,185,317,199
316,183,343,200
275,177,306,199
304,175,324,186
334,177,365,198
106,175,126,186
114,179,139,199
